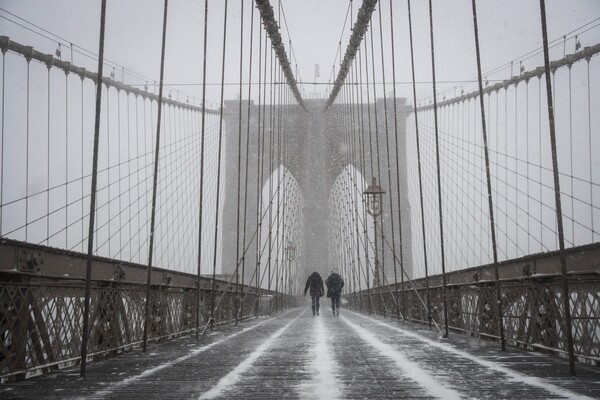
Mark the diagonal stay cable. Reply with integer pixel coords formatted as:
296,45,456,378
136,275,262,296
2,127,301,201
376,222,443,335
341,160,442,334
201,170,289,332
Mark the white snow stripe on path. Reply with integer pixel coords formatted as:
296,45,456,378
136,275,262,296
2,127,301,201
297,315,341,399
89,310,294,399
342,316,466,400
352,311,595,400
199,312,303,399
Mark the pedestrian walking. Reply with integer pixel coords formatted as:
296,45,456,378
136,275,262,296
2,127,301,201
304,271,324,316
325,270,344,316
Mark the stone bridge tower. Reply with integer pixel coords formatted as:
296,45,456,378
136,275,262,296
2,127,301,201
221,97,413,287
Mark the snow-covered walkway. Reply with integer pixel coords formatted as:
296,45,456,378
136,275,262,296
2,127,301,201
2,308,599,399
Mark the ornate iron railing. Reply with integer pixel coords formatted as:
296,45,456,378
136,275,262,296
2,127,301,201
347,242,600,364
0,239,294,381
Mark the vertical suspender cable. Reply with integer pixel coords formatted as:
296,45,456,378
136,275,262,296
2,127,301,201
141,97,147,257
363,38,375,183
46,65,51,243
80,75,85,252
125,91,131,257
525,81,530,254
267,47,274,296
116,87,122,256
514,81,519,251
358,45,372,313
471,0,506,351
351,62,365,312
353,64,365,312
135,94,146,264
106,91,111,255
346,87,355,300
368,24,384,308
587,60,593,240
279,47,284,310
427,0,448,336
407,0,431,328
255,25,264,314
64,70,69,247
280,42,287,308
234,0,245,325
539,0,576,377
0,48,5,235
269,48,277,314
240,1,256,318
345,72,358,293
273,20,280,313
210,0,229,328
377,1,399,319
365,25,384,315
258,31,268,291
276,11,283,308
341,87,349,289
537,79,542,247
277,90,283,311
568,66,574,245
195,0,209,339
270,55,276,310
388,0,405,321
143,0,169,351
275,47,282,312
80,0,107,378
504,87,508,250
344,73,351,293
25,59,30,241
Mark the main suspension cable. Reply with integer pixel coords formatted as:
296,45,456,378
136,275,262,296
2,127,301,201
326,0,378,109
255,0,306,111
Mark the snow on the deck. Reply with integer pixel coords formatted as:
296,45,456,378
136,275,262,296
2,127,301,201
88,319,270,399
352,311,595,400
199,314,301,399
297,315,341,399
342,316,465,400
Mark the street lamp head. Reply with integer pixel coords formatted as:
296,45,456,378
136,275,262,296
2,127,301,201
285,242,296,261
363,177,386,217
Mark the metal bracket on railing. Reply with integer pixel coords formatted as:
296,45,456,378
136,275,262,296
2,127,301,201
18,250,42,273
163,272,173,285
113,264,126,280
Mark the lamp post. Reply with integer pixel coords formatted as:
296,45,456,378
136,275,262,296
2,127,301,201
285,241,296,309
363,177,386,288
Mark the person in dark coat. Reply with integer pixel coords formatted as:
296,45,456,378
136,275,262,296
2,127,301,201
304,271,324,316
325,270,344,316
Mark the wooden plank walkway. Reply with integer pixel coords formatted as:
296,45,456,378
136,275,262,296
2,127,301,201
1,307,599,399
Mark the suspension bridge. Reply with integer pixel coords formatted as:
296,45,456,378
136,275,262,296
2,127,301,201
0,0,599,398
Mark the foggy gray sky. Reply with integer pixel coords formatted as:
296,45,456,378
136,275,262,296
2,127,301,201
0,0,599,278
2,0,599,107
